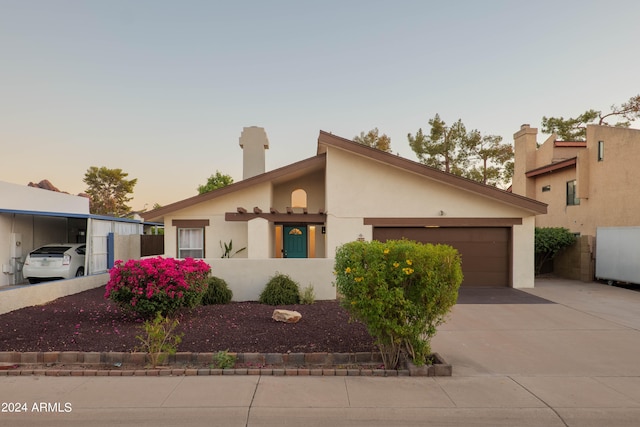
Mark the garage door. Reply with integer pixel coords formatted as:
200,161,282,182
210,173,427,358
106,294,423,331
373,227,510,287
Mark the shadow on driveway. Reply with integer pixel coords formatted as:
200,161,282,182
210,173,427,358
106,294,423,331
457,287,555,304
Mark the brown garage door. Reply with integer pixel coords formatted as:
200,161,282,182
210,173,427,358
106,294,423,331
373,227,510,287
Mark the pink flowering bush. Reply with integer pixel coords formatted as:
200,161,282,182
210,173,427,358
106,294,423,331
105,257,211,317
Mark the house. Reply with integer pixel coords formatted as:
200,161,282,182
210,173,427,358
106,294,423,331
0,180,144,287
511,123,640,280
142,127,546,300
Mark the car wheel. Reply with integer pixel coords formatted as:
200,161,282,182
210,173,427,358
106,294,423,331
27,278,40,284
76,267,84,277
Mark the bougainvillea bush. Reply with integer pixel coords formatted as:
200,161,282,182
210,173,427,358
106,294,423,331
105,257,211,317
335,239,462,369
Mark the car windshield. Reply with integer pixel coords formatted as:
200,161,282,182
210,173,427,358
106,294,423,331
30,246,72,256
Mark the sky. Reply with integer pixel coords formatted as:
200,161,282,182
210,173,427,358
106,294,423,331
2,0,639,211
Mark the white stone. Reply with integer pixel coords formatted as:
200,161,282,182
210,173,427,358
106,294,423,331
272,309,302,324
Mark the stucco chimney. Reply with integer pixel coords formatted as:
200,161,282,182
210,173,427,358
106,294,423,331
512,124,538,198
239,126,269,180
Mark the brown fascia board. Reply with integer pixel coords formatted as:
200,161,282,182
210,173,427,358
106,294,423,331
525,157,577,178
141,154,326,223
317,130,547,214
554,141,586,148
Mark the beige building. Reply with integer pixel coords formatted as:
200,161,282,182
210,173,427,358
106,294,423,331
512,123,640,279
143,127,546,300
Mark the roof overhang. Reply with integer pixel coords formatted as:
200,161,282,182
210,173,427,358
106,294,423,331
142,154,326,223
554,141,586,148
525,157,577,178
0,208,144,224
364,217,523,227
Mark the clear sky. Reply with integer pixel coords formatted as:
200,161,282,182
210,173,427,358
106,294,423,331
2,0,639,211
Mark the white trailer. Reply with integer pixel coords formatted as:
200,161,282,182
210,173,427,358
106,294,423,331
595,226,640,285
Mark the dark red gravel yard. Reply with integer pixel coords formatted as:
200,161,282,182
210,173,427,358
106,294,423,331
0,286,377,354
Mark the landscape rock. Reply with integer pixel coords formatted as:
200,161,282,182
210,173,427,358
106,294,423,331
272,309,302,324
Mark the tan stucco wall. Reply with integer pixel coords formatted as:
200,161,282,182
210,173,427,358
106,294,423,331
579,125,640,234
553,235,594,281
529,167,586,231
514,125,640,237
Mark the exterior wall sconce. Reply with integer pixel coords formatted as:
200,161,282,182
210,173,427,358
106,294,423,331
357,234,365,242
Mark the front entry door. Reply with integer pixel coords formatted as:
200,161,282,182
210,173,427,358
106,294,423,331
283,226,307,258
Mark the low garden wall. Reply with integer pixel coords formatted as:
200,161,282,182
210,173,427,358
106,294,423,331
0,274,108,315
0,351,452,377
206,258,336,301
0,257,337,314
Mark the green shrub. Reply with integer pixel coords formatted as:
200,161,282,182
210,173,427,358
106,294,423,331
202,276,233,305
135,313,184,367
335,239,462,369
259,273,300,305
534,227,577,274
211,350,236,369
300,285,316,305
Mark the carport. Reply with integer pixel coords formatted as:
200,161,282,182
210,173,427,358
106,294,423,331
0,209,143,286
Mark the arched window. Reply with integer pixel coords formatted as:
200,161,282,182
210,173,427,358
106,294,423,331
291,189,307,209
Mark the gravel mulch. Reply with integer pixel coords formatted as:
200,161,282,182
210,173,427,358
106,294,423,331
0,286,378,354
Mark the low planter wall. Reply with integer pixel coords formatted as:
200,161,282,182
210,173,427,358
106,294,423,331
0,351,451,377
0,274,108,315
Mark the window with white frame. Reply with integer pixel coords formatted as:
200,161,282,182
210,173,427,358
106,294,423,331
178,228,204,258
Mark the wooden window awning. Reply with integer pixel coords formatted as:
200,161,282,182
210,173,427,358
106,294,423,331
226,207,326,223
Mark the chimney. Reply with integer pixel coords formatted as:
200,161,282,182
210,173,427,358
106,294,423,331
512,124,538,198
239,126,269,180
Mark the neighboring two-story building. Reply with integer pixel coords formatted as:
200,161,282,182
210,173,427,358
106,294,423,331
512,123,640,280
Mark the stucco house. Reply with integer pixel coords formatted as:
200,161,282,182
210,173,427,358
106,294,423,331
142,127,546,300
512,123,640,280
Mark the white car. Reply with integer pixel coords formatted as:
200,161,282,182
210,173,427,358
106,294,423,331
23,243,86,284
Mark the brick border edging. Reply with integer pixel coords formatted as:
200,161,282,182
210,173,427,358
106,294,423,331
0,351,451,377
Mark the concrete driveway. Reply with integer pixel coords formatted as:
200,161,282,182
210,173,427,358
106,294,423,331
2,278,640,426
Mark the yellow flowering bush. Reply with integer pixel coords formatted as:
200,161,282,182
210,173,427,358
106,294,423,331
334,239,462,369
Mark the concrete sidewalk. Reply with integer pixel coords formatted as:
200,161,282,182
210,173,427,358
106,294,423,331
2,278,640,426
